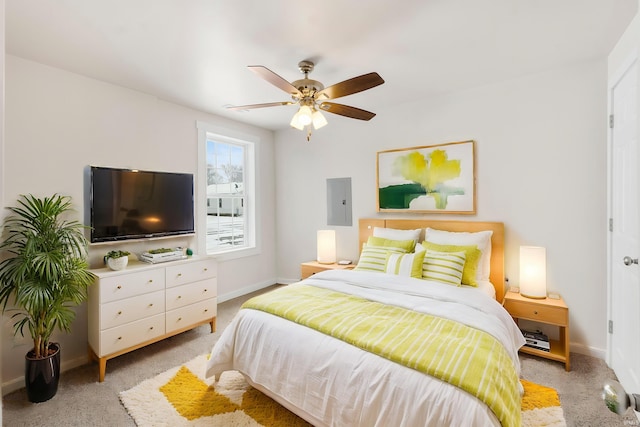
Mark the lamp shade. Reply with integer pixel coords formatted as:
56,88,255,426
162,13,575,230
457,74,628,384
290,110,305,130
520,246,547,299
312,110,328,129
317,230,336,264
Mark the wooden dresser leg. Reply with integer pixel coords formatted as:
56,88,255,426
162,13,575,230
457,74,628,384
99,358,107,382
210,317,216,333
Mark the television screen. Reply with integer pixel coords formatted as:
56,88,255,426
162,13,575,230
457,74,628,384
90,166,195,243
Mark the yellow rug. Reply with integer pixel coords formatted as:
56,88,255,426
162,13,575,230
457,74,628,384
120,354,566,426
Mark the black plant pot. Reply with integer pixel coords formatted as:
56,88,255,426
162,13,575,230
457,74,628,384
25,343,60,403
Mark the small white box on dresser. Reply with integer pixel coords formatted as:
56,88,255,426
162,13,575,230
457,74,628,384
88,256,217,382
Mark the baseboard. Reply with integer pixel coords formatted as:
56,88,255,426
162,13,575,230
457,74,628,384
276,277,301,285
217,278,278,303
569,342,606,360
2,354,89,396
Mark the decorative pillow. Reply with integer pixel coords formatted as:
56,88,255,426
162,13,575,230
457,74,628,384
384,251,426,278
373,227,422,245
422,250,466,286
355,245,408,273
421,241,481,286
424,228,493,281
366,236,416,253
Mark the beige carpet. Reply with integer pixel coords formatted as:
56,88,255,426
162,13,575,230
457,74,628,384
120,354,566,427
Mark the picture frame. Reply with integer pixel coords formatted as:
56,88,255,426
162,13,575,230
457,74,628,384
376,140,476,214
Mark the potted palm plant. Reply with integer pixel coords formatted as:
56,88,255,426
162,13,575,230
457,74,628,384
0,194,95,402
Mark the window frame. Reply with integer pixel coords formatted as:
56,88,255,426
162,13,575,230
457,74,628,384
196,121,260,260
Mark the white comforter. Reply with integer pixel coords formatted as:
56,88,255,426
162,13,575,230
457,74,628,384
206,270,526,427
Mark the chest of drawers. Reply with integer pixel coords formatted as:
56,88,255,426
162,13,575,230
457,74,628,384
88,257,217,381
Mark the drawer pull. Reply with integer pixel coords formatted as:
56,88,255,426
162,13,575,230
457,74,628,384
149,326,154,330
534,311,538,315
148,303,153,307
117,311,122,315
204,268,208,271
118,337,122,340
148,279,153,284
177,295,182,299
178,317,182,321
204,309,208,313
204,289,208,292
117,285,122,290
177,273,182,277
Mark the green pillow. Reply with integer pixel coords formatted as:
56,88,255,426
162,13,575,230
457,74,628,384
421,241,481,286
385,251,425,278
422,249,466,287
355,245,407,273
367,236,416,252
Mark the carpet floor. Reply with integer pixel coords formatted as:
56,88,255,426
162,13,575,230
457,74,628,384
2,285,639,426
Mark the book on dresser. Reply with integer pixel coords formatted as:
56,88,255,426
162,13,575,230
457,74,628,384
521,329,550,352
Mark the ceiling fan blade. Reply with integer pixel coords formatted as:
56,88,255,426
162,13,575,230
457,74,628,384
316,72,384,100
226,101,294,110
319,102,376,121
248,66,301,97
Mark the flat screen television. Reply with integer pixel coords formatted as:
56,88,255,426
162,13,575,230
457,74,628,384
89,166,195,243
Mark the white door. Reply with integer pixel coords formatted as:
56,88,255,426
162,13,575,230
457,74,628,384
610,57,640,394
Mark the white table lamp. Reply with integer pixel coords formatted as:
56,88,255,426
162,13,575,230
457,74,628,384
317,230,336,264
520,246,547,299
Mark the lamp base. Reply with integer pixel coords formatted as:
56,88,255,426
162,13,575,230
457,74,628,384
316,260,336,265
520,292,547,299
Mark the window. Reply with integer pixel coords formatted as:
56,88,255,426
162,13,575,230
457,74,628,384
197,122,257,257
207,140,245,250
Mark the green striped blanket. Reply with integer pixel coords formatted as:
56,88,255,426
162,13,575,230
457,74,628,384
243,284,521,427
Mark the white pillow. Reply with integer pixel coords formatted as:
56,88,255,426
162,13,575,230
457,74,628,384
373,227,422,244
424,228,493,281
385,251,425,278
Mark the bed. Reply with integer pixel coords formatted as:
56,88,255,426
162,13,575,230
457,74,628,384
205,219,526,426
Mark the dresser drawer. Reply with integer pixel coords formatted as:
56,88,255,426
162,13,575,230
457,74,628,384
166,259,217,288
166,278,216,310
100,290,165,330
166,298,217,333
504,299,568,325
99,269,165,303
98,314,165,356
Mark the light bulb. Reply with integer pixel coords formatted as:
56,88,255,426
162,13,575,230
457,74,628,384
312,110,328,129
290,111,304,130
298,106,312,126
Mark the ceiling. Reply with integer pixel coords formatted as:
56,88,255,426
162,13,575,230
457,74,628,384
6,1,637,131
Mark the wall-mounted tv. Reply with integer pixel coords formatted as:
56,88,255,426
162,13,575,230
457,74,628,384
89,166,195,243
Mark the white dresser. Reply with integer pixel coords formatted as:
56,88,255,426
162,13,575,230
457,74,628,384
88,257,217,381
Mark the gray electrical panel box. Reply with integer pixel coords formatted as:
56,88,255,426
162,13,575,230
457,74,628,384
327,177,352,226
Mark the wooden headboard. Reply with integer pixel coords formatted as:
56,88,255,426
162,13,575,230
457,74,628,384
359,218,505,301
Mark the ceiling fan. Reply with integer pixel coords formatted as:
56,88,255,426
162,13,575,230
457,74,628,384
227,60,384,140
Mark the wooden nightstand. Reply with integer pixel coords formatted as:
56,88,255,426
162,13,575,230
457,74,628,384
300,261,355,280
502,290,570,371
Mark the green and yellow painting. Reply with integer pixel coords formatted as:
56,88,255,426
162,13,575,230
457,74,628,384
377,141,475,212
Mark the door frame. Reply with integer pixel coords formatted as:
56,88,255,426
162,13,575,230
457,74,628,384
607,48,640,367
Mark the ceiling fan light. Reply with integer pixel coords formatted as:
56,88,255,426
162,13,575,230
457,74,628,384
298,105,313,126
290,111,305,130
312,110,328,129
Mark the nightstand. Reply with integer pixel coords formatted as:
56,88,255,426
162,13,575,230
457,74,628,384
300,261,355,280
502,290,570,371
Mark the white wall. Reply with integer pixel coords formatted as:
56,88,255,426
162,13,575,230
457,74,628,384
1,55,277,392
275,59,608,357
0,0,5,419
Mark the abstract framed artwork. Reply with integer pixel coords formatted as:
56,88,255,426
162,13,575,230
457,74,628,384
377,140,476,214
